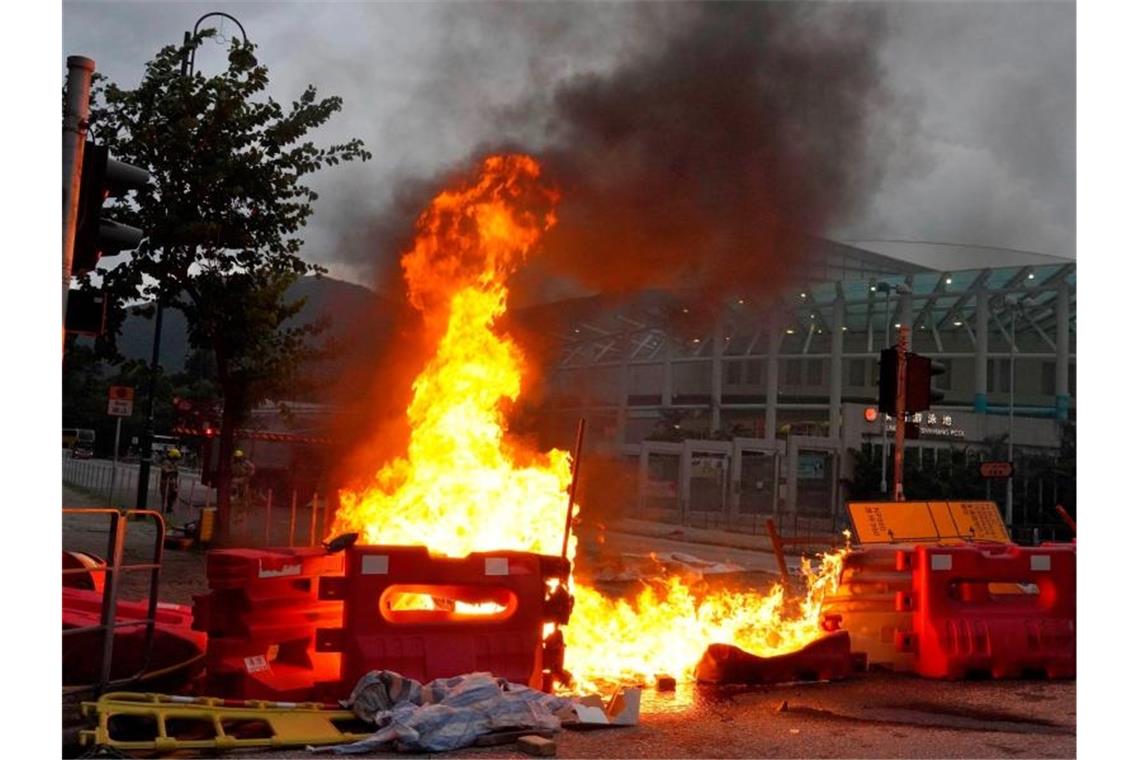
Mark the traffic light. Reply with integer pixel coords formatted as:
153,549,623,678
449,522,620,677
877,348,898,414
63,288,107,335
72,142,150,275
906,353,946,413
879,348,946,414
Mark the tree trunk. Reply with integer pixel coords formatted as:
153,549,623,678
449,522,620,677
213,389,240,545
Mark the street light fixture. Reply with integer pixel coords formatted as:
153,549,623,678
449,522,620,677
136,11,252,510
184,12,253,77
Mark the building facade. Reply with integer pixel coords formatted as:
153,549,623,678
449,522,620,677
536,240,1076,533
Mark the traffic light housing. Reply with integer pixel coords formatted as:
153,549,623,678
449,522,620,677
877,348,898,414
906,353,946,413
72,142,150,275
878,348,946,414
63,288,107,335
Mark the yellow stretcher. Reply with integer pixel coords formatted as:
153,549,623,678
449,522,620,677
80,692,374,753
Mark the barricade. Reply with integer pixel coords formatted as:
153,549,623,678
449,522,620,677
821,547,916,672
316,546,571,690
899,543,1075,679
192,548,345,700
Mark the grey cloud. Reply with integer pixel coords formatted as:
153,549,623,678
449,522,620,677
63,0,1075,290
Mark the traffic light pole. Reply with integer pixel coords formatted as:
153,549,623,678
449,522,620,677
893,326,909,501
62,56,95,327
135,300,164,509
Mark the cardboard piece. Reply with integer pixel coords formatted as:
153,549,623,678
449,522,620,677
569,687,641,727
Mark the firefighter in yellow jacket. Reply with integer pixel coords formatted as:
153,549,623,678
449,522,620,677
231,449,256,506
159,448,181,513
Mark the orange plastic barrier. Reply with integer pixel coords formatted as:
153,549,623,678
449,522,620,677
821,547,916,672
316,546,571,690
192,548,345,700
899,543,1075,679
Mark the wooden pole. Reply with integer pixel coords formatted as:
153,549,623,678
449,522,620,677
766,518,791,587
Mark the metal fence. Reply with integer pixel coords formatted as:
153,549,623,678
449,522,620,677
62,459,337,548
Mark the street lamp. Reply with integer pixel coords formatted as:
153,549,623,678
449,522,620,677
185,12,251,77
135,12,252,509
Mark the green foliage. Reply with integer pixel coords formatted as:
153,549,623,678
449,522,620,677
76,31,370,534
81,30,369,406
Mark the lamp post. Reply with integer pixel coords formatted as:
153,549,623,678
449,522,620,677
135,12,251,509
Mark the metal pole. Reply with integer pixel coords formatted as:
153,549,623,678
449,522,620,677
264,488,273,546
109,417,122,507
308,491,318,546
288,489,297,547
135,305,163,508
62,56,95,326
893,326,909,501
879,289,891,493
1006,308,1016,524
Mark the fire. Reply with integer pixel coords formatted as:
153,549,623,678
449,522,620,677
332,152,846,687
562,551,846,690
331,154,573,558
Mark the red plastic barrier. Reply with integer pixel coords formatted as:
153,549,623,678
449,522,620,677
316,546,569,690
63,587,205,690
192,548,345,700
902,543,1075,679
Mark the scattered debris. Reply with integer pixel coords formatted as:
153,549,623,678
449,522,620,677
591,552,744,583
473,729,555,747
776,700,789,713
517,734,558,756
568,687,641,728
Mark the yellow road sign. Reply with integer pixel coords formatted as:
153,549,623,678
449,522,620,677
847,500,1010,545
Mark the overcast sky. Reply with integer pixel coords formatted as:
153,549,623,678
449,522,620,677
61,0,1075,289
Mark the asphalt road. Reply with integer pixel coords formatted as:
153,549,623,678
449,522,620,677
149,676,1073,759
61,485,1075,759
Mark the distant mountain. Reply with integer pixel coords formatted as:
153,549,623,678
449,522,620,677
115,276,382,373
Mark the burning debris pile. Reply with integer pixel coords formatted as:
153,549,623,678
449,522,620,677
329,154,845,690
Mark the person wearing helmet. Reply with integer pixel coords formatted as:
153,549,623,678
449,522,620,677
231,449,256,506
160,448,182,514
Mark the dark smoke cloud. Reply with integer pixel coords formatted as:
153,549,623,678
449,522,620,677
338,2,893,310
531,2,890,304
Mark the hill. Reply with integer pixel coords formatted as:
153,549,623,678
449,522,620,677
115,276,382,373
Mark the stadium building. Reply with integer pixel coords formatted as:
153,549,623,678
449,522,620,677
535,240,1076,538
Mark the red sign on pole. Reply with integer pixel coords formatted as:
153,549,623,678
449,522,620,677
979,461,1014,479
107,386,135,417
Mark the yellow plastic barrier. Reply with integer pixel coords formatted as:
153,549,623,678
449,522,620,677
79,692,372,752
847,500,1011,545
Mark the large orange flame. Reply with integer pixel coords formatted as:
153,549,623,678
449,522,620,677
331,155,573,558
332,153,845,687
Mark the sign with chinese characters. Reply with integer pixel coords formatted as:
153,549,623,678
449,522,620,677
882,411,965,439
847,500,1011,545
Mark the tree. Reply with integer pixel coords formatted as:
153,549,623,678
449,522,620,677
82,32,371,543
